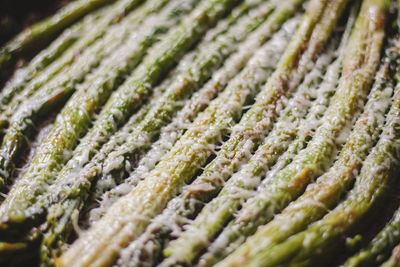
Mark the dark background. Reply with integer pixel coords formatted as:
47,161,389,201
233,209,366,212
0,0,69,46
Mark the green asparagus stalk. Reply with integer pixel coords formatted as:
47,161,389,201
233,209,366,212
0,0,201,231
0,2,113,123
117,31,334,267
216,4,392,267
0,0,187,187
204,46,394,267
344,63,400,267
18,0,253,233
57,3,300,266
162,1,350,265
58,1,344,266
0,0,115,71
69,0,273,210
0,0,150,135
37,75,177,266
229,79,400,267
92,14,299,224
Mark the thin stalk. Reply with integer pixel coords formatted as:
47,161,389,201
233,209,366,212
162,0,350,265
0,0,151,135
92,13,300,225
0,0,115,71
57,1,296,265
217,2,392,266
234,81,400,267
0,0,200,231
207,47,393,266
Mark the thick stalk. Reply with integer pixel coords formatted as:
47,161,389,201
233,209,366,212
92,14,300,224
232,81,400,267
162,0,350,265
112,16,300,267
0,0,115,71
38,58,198,265
217,2,391,266
207,49,393,267
0,0,200,231
57,2,295,265
0,0,151,134
0,0,174,184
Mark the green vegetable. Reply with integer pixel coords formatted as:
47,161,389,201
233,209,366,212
56,2,301,266
208,40,394,266
0,0,115,71
242,84,400,267
217,2,392,266
0,0,150,136
0,0,199,231
92,6,295,224
197,13,360,263
40,7,278,254
162,0,349,264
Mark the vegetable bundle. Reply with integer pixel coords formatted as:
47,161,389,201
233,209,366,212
1,0,400,266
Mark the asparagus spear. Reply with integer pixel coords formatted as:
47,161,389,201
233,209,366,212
0,0,188,188
0,0,115,71
39,2,288,265
117,31,334,267
0,0,151,135
89,0,274,203
0,0,201,231
204,46,393,267
231,78,400,267
24,0,265,229
92,14,300,225
216,3,391,266
57,0,346,266
57,3,298,266
38,48,221,263
0,0,124,123
162,1,350,265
